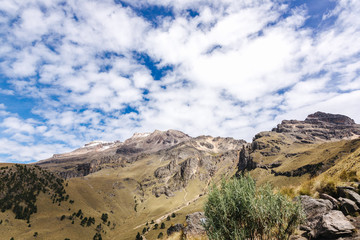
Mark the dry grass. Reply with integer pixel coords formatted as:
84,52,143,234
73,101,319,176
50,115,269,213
2,137,359,240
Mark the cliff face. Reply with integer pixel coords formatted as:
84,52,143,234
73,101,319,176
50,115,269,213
36,130,192,178
238,112,360,183
36,130,246,198
272,111,360,142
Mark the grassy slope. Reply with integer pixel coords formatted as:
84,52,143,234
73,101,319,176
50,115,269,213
249,133,360,187
1,137,359,240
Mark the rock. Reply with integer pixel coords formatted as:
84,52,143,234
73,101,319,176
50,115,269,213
320,193,340,209
298,195,333,229
339,197,359,216
237,145,257,172
313,210,355,239
338,188,360,208
305,112,355,125
166,224,184,236
183,212,206,239
272,112,360,142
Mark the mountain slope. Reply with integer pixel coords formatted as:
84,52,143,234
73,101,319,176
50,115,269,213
1,112,360,239
239,112,360,187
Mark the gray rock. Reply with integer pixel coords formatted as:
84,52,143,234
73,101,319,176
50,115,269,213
339,197,359,216
339,188,360,208
320,193,340,209
237,145,257,172
298,195,333,229
183,212,206,238
313,210,355,239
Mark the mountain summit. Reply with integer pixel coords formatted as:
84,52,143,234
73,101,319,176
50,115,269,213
272,111,360,142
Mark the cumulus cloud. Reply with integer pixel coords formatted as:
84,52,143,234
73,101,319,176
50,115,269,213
0,0,359,162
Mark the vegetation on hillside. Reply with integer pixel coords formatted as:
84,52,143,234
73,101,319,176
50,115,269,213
204,175,304,240
0,164,69,221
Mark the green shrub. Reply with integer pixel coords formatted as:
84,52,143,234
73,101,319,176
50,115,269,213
93,233,102,240
204,175,304,240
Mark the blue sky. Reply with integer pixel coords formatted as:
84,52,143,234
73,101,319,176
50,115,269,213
1,0,360,163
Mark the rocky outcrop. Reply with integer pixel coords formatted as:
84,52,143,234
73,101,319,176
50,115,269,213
153,157,210,197
273,112,360,142
298,195,333,230
338,187,360,208
299,194,358,239
237,112,360,179
305,112,356,125
339,197,359,215
314,210,355,238
237,145,257,173
183,212,206,239
319,193,340,209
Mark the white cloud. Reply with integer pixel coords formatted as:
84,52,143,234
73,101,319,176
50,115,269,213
0,0,360,162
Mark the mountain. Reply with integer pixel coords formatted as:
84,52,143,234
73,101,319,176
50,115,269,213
238,112,360,186
36,129,192,178
1,112,360,239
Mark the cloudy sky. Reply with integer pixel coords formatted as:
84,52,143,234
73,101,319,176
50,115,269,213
1,0,360,163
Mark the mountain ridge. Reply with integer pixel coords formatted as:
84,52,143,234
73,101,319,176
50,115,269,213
2,111,360,239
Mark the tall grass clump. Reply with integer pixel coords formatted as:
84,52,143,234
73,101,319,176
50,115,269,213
204,175,304,240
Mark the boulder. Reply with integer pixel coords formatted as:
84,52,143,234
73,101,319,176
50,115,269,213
166,224,184,236
298,195,333,229
339,197,359,216
319,193,340,209
183,212,206,239
338,188,360,208
313,210,355,239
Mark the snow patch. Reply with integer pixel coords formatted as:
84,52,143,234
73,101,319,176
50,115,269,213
131,132,151,139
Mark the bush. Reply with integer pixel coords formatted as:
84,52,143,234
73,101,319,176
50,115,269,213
158,232,163,238
101,213,108,223
204,175,304,240
93,233,102,240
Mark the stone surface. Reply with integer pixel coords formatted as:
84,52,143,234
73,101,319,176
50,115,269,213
298,195,333,229
339,188,360,208
320,193,340,209
183,212,206,239
272,112,360,142
313,210,355,239
237,145,257,172
339,197,359,216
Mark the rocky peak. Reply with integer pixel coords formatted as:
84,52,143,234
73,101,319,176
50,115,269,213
272,112,360,142
121,129,191,154
305,111,356,125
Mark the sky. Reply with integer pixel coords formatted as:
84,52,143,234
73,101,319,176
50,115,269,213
0,0,360,163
